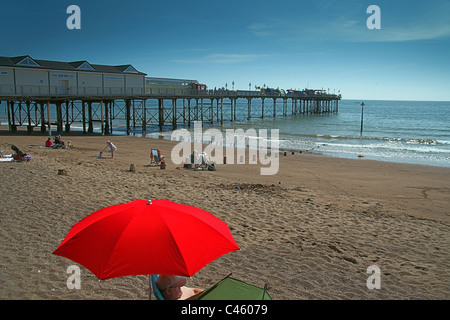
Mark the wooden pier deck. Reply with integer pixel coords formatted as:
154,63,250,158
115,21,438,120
0,92,341,135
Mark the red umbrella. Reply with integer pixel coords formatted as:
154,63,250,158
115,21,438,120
53,199,239,280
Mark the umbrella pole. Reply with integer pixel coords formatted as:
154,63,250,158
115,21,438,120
148,275,152,300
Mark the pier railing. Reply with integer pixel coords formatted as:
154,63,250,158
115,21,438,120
0,85,341,100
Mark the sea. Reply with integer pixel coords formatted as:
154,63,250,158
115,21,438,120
1,99,449,168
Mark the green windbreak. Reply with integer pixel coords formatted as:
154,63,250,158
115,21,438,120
196,276,272,300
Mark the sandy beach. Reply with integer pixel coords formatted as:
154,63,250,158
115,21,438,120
0,131,449,300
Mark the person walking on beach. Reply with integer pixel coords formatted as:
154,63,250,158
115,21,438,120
104,140,117,158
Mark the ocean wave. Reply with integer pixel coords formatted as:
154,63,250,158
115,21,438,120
405,138,439,145
280,132,446,145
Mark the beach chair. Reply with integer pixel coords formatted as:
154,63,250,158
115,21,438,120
194,152,215,171
150,149,161,166
11,145,29,161
151,274,164,300
195,152,206,170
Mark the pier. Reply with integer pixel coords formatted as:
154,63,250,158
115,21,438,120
0,91,341,135
0,55,341,136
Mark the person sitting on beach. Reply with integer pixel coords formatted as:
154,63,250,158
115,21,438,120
192,150,200,167
45,137,52,148
52,135,65,149
156,275,203,300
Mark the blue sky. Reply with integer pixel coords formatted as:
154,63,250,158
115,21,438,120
1,0,449,101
